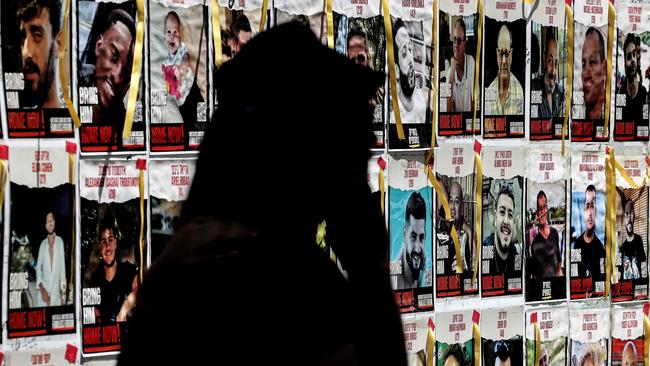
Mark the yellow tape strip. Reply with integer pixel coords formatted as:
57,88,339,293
139,168,145,285
0,161,7,211
613,158,641,189
326,0,334,49
212,0,223,67
645,310,650,366
604,2,615,139
605,149,615,292
473,319,480,365
563,5,573,156
68,151,75,297
382,0,405,140
534,320,541,366
428,167,462,273
430,0,437,150
473,151,482,283
379,168,386,215
473,0,483,133
260,0,269,33
59,0,81,128
426,323,435,366
123,0,145,139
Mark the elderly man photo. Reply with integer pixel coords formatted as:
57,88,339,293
485,24,524,115
443,18,475,113
581,27,607,119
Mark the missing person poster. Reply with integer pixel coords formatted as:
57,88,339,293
614,0,650,141
570,148,606,299
526,146,567,302
148,0,209,152
482,306,524,366
481,146,524,297
569,303,610,366
436,310,476,366
482,0,526,139
1,0,73,138
149,158,195,263
80,159,145,354
402,313,434,366
8,144,75,338
612,303,646,366
389,153,433,312
217,0,264,63
274,0,326,44
77,0,146,152
387,0,434,149
438,0,482,137
435,143,477,297
612,153,648,302
333,0,386,147
525,306,568,366
571,0,610,142
529,0,567,140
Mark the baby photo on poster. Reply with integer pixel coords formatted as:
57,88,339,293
1,0,73,138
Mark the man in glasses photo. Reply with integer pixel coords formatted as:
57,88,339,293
443,18,475,113
617,33,647,124
485,24,524,115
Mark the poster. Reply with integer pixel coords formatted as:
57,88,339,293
525,306,568,366
612,153,648,302
529,0,568,140
569,303,609,366
216,0,265,63
438,0,482,137
436,310,476,366
526,146,567,302
77,0,146,152
387,0,434,149
481,146,524,297
149,158,195,263
274,0,326,44
611,303,646,366
80,159,145,354
481,306,524,366
148,0,209,151
402,313,435,366
5,346,79,366
482,0,526,139
570,148,606,299
389,153,433,312
333,0,386,147
1,0,73,138
8,144,75,339
435,143,478,297
614,0,650,141
571,0,610,142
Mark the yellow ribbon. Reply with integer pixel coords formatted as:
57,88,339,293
138,167,145,285
326,0,334,49
473,315,480,366
68,149,75,296
260,0,269,33
563,5,573,156
58,0,81,128
430,0,437,150
644,306,650,366
212,0,223,68
379,168,386,216
0,160,6,210
473,0,483,133
426,319,435,366
428,167,462,273
473,150,482,283
605,148,615,293
123,0,145,139
382,0,405,140
534,317,541,366
604,2,615,140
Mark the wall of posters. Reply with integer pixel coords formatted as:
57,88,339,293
148,0,209,151
526,306,568,366
402,313,434,366
436,310,476,366
611,303,646,366
482,306,523,366
7,144,75,338
569,303,610,366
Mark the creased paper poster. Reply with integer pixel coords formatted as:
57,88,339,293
149,159,195,263
571,0,610,142
525,305,568,366
481,146,524,297
5,346,78,366
529,0,568,141
148,0,209,151
77,0,146,152
333,0,386,147
387,0,434,149
402,313,435,366
80,159,145,354
435,143,477,297
1,0,73,138
614,0,650,141
436,310,476,366
7,144,75,338
438,0,482,137
482,306,524,366
389,153,433,312
274,0,326,44
612,153,648,302
482,0,526,139
569,302,610,366
611,303,646,366
526,146,567,302
570,148,607,299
